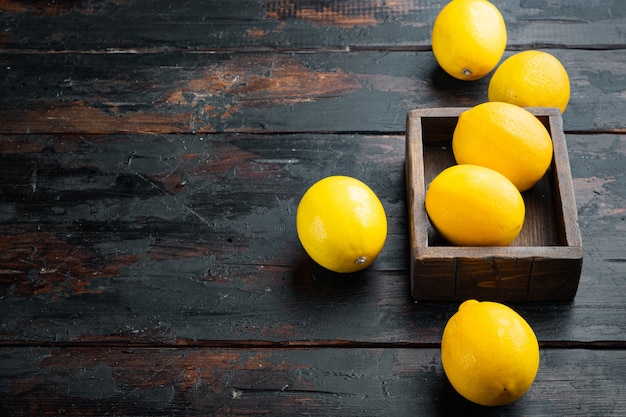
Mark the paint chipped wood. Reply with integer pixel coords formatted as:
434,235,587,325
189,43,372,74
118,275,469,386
0,0,625,415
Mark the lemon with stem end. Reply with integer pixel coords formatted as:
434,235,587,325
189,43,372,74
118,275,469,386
296,176,387,273
432,0,507,81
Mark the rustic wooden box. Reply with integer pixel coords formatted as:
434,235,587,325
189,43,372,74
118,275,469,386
406,107,583,302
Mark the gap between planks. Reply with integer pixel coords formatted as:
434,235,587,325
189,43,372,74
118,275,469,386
1,43,625,55
0,339,624,350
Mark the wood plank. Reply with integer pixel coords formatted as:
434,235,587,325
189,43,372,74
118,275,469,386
1,49,625,134
1,346,625,416
0,133,624,344
0,0,624,51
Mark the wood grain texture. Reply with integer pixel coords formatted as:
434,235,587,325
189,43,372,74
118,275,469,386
0,133,624,344
1,50,625,134
0,0,624,50
1,1,625,415
1,347,625,416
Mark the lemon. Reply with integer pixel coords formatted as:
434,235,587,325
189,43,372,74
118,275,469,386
488,50,571,112
452,102,553,192
425,164,524,246
432,0,507,80
296,176,387,273
441,299,540,406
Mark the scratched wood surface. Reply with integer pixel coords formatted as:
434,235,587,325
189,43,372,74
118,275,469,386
1,50,625,134
1,0,625,50
0,132,624,345
1,0,626,415
1,347,625,416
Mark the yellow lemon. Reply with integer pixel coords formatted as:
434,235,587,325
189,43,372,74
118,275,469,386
488,50,570,112
432,0,507,80
425,164,524,246
441,299,540,406
452,102,553,192
296,176,387,273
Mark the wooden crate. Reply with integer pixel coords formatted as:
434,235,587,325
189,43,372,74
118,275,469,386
406,107,583,302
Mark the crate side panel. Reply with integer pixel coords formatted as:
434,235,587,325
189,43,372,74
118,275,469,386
456,257,533,301
411,258,457,300
529,257,583,301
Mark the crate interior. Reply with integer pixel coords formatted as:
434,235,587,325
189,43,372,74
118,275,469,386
420,115,567,247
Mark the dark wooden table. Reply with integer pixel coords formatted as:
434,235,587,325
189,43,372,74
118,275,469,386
1,1,625,415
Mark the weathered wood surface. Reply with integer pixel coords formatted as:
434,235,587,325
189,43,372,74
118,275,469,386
0,133,624,344
1,0,625,50
1,0,626,415
1,347,625,416
0,50,625,134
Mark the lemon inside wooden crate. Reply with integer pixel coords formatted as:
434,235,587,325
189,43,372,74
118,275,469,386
405,107,582,302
